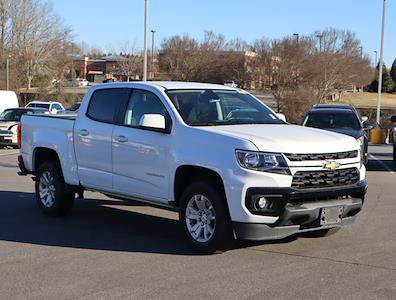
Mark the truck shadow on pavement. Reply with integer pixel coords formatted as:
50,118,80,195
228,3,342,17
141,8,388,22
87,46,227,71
0,191,296,255
367,153,396,172
0,191,197,255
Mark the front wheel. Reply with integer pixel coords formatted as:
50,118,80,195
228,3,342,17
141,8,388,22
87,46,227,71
179,182,234,254
35,161,75,216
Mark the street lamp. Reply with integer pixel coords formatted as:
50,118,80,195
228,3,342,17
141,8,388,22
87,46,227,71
293,33,299,44
316,34,323,53
143,0,148,81
151,30,156,79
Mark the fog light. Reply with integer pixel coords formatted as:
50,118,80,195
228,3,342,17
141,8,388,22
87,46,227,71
257,197,267,209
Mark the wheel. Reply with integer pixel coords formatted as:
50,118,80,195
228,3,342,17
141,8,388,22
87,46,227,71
35,161,75,216
301,227,341,238
179,182,234,254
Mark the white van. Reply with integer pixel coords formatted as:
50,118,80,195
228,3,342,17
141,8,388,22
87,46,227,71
0,91,19,114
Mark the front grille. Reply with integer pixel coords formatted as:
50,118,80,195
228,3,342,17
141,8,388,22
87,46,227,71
285,150,358,161
292,167,359,189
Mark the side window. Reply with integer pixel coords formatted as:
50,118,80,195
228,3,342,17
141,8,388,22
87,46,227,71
52,104,62,111
123,90,170,128
87,88,128,124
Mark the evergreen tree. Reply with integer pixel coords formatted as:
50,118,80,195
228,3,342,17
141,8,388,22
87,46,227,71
369,62,395,92
390,58,396,91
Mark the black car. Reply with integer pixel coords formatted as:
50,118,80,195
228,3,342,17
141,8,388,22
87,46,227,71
301,104,371,165
391,115,396,162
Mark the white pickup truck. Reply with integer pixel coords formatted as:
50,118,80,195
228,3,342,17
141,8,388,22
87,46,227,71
18,82,367,253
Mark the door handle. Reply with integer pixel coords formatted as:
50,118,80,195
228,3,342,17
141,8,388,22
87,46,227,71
115,135,128,143
79,129,89,136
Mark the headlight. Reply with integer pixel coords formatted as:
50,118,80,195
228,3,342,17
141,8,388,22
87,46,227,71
357,136,365,146
236,150,290,174
357,136,365,164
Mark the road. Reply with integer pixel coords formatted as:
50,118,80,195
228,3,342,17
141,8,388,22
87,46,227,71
0,145,395,299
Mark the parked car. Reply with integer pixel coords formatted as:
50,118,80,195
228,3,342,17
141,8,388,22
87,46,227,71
18,82,367,254
0,107,46,147
0,90,19,115
223,80,238,88
103,78,117,83
391,115,396,162
25,101,65,114
56,102,81,115
301,104,371,165
75,78,89,87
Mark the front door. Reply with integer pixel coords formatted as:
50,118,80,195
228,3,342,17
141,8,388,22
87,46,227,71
112,89,172,203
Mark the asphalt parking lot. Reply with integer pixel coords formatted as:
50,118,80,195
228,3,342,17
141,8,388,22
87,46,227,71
0,145,395,299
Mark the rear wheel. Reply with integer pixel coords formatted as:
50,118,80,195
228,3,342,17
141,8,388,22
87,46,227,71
35,161,75,216
179,182,234,254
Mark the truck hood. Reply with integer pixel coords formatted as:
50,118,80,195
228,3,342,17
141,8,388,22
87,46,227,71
0,121,16,130
200,124,359,153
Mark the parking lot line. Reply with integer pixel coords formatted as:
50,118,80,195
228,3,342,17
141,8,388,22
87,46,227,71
369,153,395,174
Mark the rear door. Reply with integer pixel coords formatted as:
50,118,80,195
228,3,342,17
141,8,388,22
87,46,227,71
74,88,129,191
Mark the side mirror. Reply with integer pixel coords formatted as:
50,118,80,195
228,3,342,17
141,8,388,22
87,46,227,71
361,116,369,123
276,113,287,123
363,123,373,130
139,114,168,132
391,116,396,122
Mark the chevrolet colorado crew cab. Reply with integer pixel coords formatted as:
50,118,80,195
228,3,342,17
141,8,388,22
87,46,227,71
18,82,367,253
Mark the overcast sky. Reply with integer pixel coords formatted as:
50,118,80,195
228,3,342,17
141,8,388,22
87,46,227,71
52,0,396,67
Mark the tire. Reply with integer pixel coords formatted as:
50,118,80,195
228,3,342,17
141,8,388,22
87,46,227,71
35,161,75,216
179,182,234,254
301,227,341,238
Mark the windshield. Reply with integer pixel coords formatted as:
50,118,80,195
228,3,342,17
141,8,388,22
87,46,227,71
27,103,50,109
166,89,282,126
303,112,361,130
0,109,29,121
69,103,80,111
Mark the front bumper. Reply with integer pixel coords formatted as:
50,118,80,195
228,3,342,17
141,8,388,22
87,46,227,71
233,181,367,240
0,132,15,146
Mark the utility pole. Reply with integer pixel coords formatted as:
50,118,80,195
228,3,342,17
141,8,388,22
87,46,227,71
143,0,148,81
316,34,323,53
151,30,156,80
376,0,386,126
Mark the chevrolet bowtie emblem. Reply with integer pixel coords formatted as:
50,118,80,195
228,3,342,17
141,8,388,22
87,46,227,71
323,161,340,170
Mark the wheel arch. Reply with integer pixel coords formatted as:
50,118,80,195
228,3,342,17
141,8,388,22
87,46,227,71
174,165,227,207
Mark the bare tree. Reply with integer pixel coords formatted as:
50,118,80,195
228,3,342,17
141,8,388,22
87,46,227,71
118,42,142,81
6,0,71,89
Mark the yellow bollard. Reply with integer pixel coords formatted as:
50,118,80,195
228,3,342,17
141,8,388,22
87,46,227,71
370,129,386,144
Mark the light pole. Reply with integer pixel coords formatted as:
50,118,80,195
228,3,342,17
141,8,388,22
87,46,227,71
376,0,386,126
6,55,10,90
374,50,378,67
358,46,363,57
293,33,299,44
316,34,323,53
143,0,148,81
151,30,156,79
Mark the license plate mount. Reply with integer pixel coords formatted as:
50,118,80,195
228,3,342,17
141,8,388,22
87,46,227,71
320,206,343,226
